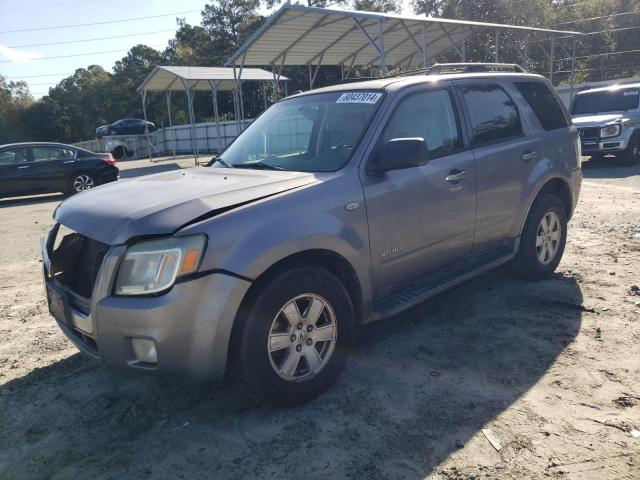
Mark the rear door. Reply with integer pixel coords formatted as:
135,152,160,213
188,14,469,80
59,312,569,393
0,147,31,196
26,146,77,192
456,81,542,252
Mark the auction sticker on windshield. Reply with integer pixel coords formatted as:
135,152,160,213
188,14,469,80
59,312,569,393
336,92,383,104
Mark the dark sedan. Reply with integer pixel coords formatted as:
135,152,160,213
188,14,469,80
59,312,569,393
0,143,119,198
97,118,156,137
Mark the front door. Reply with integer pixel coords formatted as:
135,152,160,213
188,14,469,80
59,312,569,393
361,87,477,293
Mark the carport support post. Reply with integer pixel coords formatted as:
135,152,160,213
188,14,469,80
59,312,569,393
549,35,556,85
209,80,223,154
180,78,198,165
141,89,152,162
422,24,427,68
379,19,386,76
165,90,176,159
569,36,577,103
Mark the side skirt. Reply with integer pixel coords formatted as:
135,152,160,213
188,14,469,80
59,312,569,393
371,239,519,321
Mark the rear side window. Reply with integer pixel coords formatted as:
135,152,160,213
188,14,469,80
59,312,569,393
515,82,568,131
459,84,523,146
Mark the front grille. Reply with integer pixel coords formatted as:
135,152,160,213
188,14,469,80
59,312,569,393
578,127,599,141
50,228,110,299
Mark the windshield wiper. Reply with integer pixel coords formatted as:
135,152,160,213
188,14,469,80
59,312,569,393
234,162,287,171
210,157,233,168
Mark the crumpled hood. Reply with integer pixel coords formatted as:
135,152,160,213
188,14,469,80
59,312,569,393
55,167,318,245
572,113,623,126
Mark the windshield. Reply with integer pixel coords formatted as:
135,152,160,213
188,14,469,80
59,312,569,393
213,91,383,172
571,89,639,115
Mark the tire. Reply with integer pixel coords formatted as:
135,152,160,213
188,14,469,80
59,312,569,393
112,146,125,160
69,173,96,194
619,134,639,166
510,193,568,280
231,266,354,406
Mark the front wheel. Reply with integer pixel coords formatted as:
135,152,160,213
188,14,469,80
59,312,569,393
232,266,354,406
510,193,567,280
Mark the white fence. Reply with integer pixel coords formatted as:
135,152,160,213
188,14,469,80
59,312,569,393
74,118,252,159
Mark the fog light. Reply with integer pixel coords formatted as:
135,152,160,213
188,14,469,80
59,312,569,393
132,338,157,364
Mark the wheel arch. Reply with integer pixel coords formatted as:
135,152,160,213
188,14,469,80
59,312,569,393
239,249,364,325
227,249,365,375
519,176,572,236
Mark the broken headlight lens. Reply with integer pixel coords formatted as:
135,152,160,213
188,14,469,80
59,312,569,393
600,124,621,138
115,234,206,295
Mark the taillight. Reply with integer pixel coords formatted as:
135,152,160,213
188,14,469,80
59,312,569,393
100,153,116,167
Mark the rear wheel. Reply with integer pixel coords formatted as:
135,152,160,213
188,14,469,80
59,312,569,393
619,134,639,166
511,193,567,280
70,173,95,194
232,266,354,406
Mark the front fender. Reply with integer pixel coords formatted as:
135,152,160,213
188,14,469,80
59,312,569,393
179,169,373,309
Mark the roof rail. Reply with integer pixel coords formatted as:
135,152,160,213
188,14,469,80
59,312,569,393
426,63,526,75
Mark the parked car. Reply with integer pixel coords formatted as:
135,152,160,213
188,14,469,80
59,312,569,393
98,118,156,136
0,142,118,198
42,65,581,406
571,83,640,165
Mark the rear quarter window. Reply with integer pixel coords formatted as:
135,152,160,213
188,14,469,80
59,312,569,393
459,84,523,146
515,82,568,131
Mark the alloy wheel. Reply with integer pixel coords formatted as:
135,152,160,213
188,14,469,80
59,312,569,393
267,293,337,382
536,211,561,265
73,175,95,192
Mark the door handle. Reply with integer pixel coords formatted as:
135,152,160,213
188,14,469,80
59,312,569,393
445,170,467,183
17,165,30,169
521,150,537,162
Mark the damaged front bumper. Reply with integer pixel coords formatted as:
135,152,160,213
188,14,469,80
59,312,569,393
41,225,251,382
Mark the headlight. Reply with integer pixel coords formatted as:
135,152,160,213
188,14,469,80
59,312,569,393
600,124,621,138
115,234,206,295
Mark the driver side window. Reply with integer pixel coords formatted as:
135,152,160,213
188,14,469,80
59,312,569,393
382,89,461,160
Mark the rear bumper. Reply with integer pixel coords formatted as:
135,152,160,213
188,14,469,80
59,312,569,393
42,233,251,382
97,167,119,185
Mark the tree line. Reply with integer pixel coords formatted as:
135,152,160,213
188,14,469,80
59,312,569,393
1,0,639,145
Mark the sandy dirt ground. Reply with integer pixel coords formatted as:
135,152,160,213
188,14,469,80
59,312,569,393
0,156,639,480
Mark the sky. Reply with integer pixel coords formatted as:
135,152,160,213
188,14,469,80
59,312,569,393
0,0,412,99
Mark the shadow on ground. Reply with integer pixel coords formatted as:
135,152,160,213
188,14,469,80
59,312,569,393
0,269,583,480
581,156,640,178
0,193,65,209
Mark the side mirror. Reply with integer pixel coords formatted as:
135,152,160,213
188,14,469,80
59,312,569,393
368,137,429,175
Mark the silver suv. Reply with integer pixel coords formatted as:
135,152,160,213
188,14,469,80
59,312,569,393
571,83,640,165
42,69,582,405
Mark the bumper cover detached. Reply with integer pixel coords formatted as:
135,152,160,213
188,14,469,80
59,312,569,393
41,230,251,382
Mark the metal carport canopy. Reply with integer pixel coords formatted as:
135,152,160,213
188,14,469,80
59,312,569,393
136,65,288,93
226,4,582,71
136,66,289,165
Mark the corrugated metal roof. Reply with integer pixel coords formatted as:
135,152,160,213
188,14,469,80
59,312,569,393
227,5,583,68
137,65,288,93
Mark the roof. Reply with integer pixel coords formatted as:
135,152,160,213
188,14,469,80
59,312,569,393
576,82,640,95
285,71,545,97
137,65,289,93
0,142,76,149
226,4,583,68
